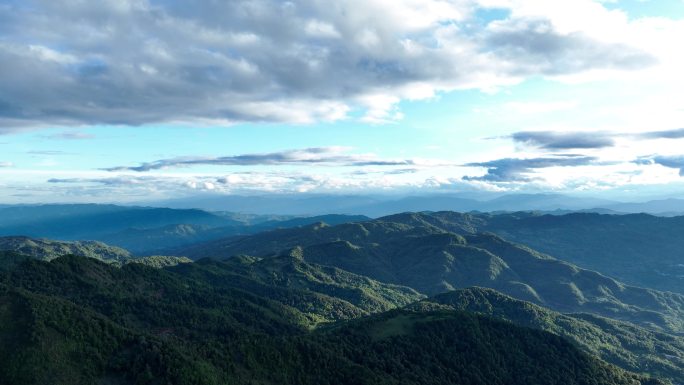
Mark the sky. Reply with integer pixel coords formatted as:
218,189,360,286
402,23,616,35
1,0,684,203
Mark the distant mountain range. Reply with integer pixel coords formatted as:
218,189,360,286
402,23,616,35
0,204,233,239
152,193,684,216
2,203,683,294
0,204,369,254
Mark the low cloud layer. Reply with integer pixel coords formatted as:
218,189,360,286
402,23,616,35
511,130,615,150
463,155,598,182
103,147,446,172
511,128,684,151
638,128,684,140
0,0,656,131
0,162,13,167
46,171,456,197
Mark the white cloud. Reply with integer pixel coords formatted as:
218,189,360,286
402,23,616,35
0,0,664,131
103,147,457,172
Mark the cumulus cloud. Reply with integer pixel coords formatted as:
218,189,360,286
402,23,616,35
0,162,13,167
0,0,656,131
102,147,450,172
485,18,655,76
511,130,615,149
463,155,598,182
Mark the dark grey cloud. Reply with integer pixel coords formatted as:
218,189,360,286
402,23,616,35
510,127,684,151
638,128,684,140
635,155,684,176
102,147,425,172
0,1,656,131
463,155,597,182
511,130,615,150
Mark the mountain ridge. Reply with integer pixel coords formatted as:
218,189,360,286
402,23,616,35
172,215,684,334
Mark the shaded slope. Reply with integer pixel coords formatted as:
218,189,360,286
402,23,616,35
411,287,684,384
412,211,684,294
168,251,424,324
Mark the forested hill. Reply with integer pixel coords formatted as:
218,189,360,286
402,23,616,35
172,218,684,334
0,255,665,385
0,236,131,267
411,287,684,384
378,211,684,294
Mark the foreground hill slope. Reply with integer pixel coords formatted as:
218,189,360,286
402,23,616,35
0,255,663,385
175,219,684,333
412,288,684,384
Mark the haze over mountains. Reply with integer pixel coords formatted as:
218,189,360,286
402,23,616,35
155,193,684,217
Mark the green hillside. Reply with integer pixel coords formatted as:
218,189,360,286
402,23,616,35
412,287,684,384
173,218,684,334
381,211,684,294
0,255,664,385
168,251,424,325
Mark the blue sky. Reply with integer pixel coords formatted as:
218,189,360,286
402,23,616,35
1,0,684,203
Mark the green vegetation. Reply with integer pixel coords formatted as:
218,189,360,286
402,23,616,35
124,255,193,268
412,288,684,384
169,251,424,325
0,236,131,266
2,210,684,384
0,255,665,385
379,211,684,294
174,217,684,334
